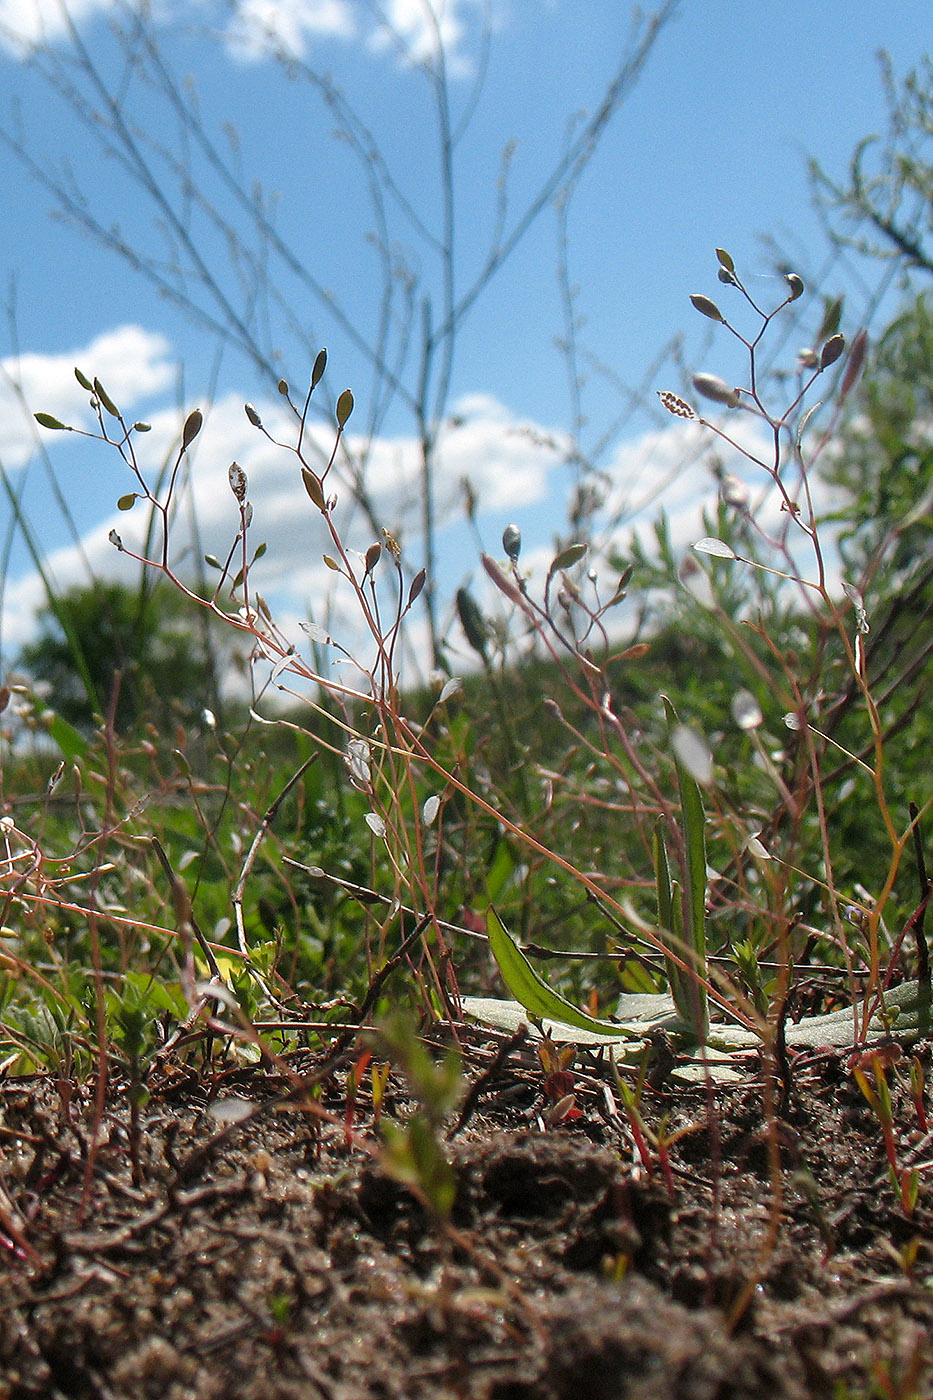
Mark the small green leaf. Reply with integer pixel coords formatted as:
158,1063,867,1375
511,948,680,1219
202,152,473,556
486,908,631,1038
34,413,69,431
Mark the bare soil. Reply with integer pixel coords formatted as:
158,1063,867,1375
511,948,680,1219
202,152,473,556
2,1028,932,1400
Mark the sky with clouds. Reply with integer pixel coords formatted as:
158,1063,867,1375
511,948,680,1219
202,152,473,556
0,0,929,686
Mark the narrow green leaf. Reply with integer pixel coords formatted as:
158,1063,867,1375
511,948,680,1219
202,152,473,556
45,712,89,762
486,908,630,1038
817,295,844,342
654,820,673,930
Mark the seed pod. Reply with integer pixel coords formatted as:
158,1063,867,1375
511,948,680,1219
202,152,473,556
182,409,203,449
301,467,326,511
784,273,805,301
691,373,741,408
336,389,354,428
820,333,846,370
245,402,262,428
715,248,735,274
311,348,327,391
34,413,69,430
109,529,123,550
228,461,248,502
720,474,749,510
839,329,868,402
456,587,488,660
94,379,120,418
408,568,427,607
657,391,697,420
690,294,724,323
502,523,522,562
364,541,382,575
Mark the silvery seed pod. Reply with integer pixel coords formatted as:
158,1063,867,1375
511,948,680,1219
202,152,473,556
502,524,522,563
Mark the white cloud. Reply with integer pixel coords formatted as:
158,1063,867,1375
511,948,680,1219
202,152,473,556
225,0,355,63
0,0,491,70
0,326,174,470
367,0,487,75
0,0,113,54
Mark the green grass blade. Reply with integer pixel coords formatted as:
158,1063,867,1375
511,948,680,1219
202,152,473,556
654,818,681,994
486,907,631,1038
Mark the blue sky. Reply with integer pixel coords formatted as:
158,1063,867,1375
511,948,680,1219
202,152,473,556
0,0,929,681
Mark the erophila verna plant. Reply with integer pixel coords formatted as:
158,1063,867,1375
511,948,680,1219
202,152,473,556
14,250,932,1096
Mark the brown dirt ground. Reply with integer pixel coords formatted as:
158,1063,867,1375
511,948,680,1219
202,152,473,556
2,1026,932,1400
